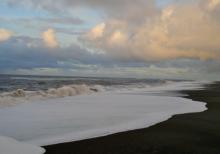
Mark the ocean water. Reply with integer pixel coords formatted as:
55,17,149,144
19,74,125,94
0,74,176,106
0,74,169,92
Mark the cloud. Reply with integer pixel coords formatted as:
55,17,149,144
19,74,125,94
42,28,59,48
0,28,13,42
208,0,220,10
6,0,157,23
82,1,220,61
0,16,84,25
2,0,220,80
37,17,84,25
86,23,106,39
0,36,111,71
1,36,220,80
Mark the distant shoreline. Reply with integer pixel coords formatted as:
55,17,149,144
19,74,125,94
44,82,220,154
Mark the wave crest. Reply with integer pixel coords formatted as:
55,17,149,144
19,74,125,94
0,84,103,107
12,89,26,97
47,85,94,97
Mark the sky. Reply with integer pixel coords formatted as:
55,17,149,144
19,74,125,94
0,0,220,80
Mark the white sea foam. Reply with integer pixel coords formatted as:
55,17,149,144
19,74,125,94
0,136,45,154
0,81,208,147
0,80,210,154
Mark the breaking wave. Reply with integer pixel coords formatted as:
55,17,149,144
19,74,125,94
0,84,104,107
1,75,203,107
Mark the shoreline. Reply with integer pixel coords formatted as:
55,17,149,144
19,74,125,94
44,82,220,154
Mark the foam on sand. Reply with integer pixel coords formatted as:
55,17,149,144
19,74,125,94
0,136,45,154
0,85,207,146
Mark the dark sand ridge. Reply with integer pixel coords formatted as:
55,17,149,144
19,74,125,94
44,82,220,154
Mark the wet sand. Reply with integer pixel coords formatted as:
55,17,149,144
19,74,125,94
44,82,220,154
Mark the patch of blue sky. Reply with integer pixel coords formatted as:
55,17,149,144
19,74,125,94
0,1,49,36
0,19,43,38
0,1,101,39
156,0,175,8
0,2,48,18
156,0,199,7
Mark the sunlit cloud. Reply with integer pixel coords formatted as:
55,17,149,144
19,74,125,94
208,0,220,10
1,0,220,80
42,28,59,48
86,23,106,39
0,28,13,42
83,1,220,61
108,30,128,45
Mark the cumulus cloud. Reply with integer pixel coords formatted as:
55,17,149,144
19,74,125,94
86,23,106,39
208,0,220,10
0,28,13,42
1,35,220,80
2,0,220,80
83,1,220,61
42,28,59,48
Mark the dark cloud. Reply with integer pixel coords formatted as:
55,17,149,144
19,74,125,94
1,35,220,80
0,36,117,71
37,17,84,25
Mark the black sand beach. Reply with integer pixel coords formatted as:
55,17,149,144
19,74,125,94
44,82,220,154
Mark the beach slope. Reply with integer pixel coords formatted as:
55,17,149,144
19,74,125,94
45,82,220,154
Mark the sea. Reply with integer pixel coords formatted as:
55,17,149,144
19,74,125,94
0,74,181,106
0,74,172,92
